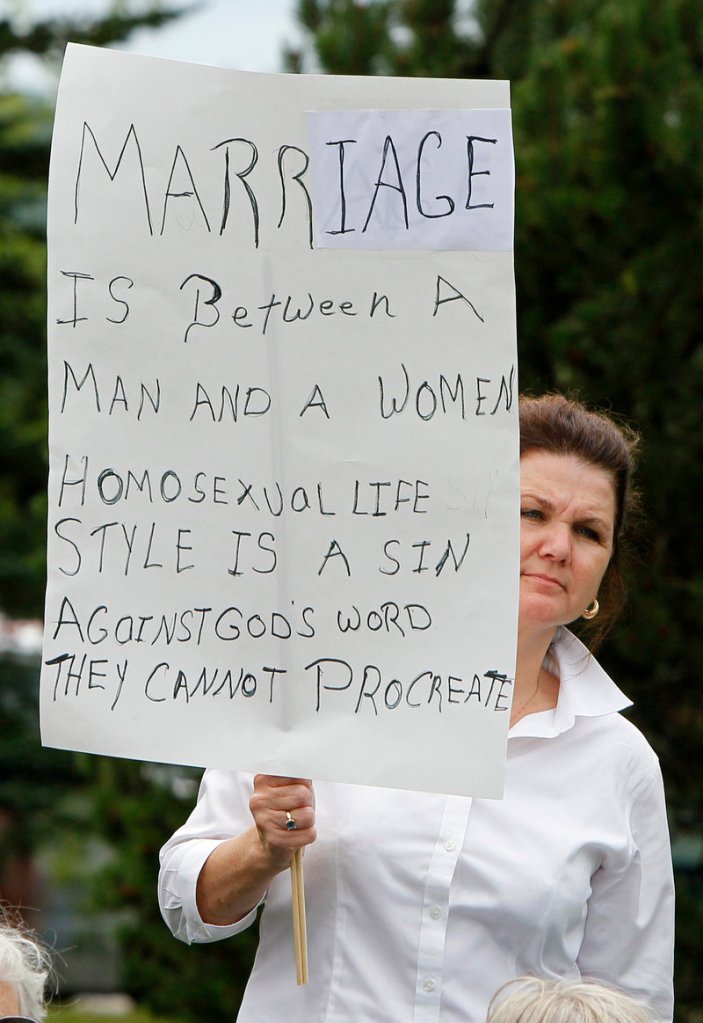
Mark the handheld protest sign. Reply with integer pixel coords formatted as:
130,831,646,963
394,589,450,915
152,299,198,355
42,46,518,805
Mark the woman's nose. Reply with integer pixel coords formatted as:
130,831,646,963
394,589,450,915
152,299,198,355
539,523,571,561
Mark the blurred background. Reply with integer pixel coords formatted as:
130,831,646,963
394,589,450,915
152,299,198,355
1,1,702,1020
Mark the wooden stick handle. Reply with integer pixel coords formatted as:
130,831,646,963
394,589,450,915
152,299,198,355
290,848,308,985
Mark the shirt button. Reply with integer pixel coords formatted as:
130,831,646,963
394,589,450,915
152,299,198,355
423,979,436,993
430,905,442,920
444,839,457,852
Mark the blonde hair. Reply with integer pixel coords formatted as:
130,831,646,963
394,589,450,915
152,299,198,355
0,911,52,1021
486,977,654,1023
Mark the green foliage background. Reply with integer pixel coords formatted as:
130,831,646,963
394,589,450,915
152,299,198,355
1,1,702,1020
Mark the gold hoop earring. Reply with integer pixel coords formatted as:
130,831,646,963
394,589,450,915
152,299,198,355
582,598,600,621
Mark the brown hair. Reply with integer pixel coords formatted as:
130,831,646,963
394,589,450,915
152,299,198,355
519,393,640,647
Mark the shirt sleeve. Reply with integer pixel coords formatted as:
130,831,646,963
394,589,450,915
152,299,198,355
157,769,264,945
577,749,675,1023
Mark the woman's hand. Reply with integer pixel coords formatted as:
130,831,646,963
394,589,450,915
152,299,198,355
195,774,316,926
249,774,317,871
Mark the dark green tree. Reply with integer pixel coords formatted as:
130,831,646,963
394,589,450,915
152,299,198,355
287,2,703,1019
0,4,189,617
0,652,85,877
0,86,52,616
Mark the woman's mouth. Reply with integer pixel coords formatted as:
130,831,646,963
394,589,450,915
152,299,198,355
522,572,566,590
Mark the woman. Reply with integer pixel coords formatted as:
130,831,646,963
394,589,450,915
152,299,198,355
158,393,675,1022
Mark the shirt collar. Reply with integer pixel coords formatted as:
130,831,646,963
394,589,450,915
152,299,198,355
510,627,632,740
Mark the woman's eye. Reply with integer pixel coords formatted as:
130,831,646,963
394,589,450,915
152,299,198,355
520,507,543,521
576,525,601,542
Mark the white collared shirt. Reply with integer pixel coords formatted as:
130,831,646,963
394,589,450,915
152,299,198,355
158,629,675,1022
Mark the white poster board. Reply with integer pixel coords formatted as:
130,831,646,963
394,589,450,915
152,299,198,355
41,44,519,798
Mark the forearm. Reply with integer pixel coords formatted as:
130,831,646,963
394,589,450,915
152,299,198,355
196,825,287,925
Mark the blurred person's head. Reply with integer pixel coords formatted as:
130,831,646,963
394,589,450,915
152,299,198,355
486,977,654,1023
0,911,51,1021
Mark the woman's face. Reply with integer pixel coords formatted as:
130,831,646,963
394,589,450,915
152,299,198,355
519,450,616,637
